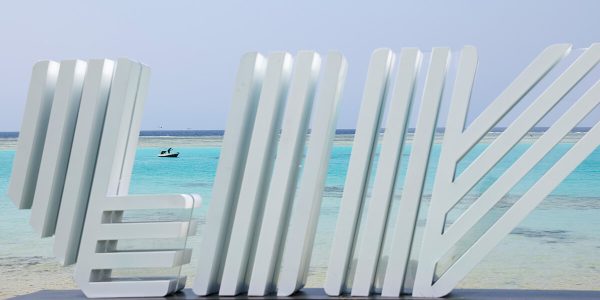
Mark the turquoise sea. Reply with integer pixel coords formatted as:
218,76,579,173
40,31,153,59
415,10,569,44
0,131,599,297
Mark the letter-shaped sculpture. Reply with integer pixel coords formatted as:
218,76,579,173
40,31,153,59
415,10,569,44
193,51,348,296
8,59,200,298
7,45,599,298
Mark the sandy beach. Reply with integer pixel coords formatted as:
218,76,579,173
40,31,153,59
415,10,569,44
1,133,598,298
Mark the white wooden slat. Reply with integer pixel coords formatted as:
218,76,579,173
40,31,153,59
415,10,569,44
381,46,476,297
277,52,348,296
97,63,153,246
8,61,59,209
92,249,192,269
219,52,293,296
75,59,145,295
324,49,394,296
95,221,196,240
84,280,184,298
29,60,87,237
193,53,266,296
118,64,151,196
248,51,321,296
103,194,200,210
351,48,422,296
54,59,115,265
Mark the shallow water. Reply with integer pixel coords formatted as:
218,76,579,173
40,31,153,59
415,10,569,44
0,134,598,297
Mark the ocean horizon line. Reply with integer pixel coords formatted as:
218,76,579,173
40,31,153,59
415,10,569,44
0,127,593,139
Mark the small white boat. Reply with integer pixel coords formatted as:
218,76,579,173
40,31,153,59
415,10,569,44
158,148,179,158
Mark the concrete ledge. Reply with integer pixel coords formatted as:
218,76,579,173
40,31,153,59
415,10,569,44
10,288,600,299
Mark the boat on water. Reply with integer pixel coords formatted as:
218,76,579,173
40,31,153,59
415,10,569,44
158,148,179,158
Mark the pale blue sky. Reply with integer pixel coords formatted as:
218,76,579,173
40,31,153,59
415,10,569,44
1,0,600,131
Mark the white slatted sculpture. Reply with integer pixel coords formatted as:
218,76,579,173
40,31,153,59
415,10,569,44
193,51,348,296
7,45,600,299
8,59,200,298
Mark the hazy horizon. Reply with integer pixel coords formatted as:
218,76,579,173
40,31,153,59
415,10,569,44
0,127,594,138
2,1,600,132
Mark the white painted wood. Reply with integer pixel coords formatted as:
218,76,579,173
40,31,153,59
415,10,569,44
381,46,476,297
54,59,115,266
29,60,87,238
193,53,266,296
277,52,348,296
219,52,293,296
8,61,59,209
350,48,422,296
248,51,321,296
324,49,394,296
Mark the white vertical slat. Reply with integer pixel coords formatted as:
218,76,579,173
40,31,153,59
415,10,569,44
118,64,151,196
98,64,152,251
103,60,144,198
381,47,469,297
74,60,146,296
350,48,422,296
375,47,449,297
248,51,321,296
193,53,266,296
219,52,293,296
8,61,59,209
324,49,394,296
54,59,115,265
29,60,87,238
99,61,150,257
277,52,348,296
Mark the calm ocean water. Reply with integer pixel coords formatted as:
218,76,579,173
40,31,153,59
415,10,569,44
0,133,598,294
